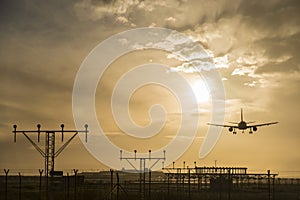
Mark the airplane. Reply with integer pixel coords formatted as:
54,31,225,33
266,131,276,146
208,108,278,134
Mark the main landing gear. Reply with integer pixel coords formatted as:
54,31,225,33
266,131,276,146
229,127,237,134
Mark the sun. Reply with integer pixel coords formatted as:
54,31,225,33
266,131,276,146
190,79,210,103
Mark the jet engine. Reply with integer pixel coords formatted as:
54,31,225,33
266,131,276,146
229,127,233,132
253,126,257,131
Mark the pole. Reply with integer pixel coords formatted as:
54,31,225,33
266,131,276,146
198,175,201,192
110,169,113,200
143,159,146,199
18,172,22,200
149,170,151,199
39,169,43,200
182,173,185,193
272,175,275,200
45,132,49,193
167,174,170,196
268,170,271,200
116,173,120,200
176,170,179,194
67,173,70,199
73,169,78,200
228,169,231,200
139,159,142,199
297,179,299,200
188,168,191,200
4,169,9,200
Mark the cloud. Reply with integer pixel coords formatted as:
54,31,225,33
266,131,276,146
73,0,175,25
116,16,129,23
74,0,114,21
170,0,300,87
243,81,257,87
256,57,299,74
165,16,176,24
232,66,257,77
71,0,300,81
1,0,300,172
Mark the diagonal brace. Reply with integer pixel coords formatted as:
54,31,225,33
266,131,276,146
149,158,163,170
54,132,78,157
22,132,45,157
125,159,138,172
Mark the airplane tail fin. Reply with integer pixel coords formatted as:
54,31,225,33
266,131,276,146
241,108,243,121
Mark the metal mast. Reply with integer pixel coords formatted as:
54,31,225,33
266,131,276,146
12,124,88,177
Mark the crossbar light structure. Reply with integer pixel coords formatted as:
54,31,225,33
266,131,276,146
12,124,88,177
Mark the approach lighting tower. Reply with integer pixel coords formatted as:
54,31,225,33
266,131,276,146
12,124,88,177
120,149,166,199
120,149,166,173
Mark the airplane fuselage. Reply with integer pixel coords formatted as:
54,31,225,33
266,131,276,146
238,121,247,130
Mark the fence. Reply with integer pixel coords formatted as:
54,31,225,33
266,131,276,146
0,169,299,200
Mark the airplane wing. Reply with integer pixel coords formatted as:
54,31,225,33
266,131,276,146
207,123,239,128
247,122,278,128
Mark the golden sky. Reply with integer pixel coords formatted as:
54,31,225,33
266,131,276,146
0,0,299,177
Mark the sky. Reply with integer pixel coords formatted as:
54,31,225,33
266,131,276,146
0,0,299,177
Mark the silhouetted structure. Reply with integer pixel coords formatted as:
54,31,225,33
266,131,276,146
208,108,278,134
120,149,166,199
163,163,278,200
12,124,88,177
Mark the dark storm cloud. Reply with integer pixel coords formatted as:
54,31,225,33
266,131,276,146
256,58,299,74
237,1,300,36
255,33,300,74
90,0,116,5
257,33,300,58
117,1,298,77
237,0,300,18
0,0,74,29
235,1,300,74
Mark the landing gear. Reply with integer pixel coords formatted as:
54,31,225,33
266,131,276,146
229,127,236,134
249,128,253,134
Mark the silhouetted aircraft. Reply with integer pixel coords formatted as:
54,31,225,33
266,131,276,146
208,108,278,134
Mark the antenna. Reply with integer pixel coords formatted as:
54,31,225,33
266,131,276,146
12,124,88,177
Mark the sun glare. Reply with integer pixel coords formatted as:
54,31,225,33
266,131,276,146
191,79,210,103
